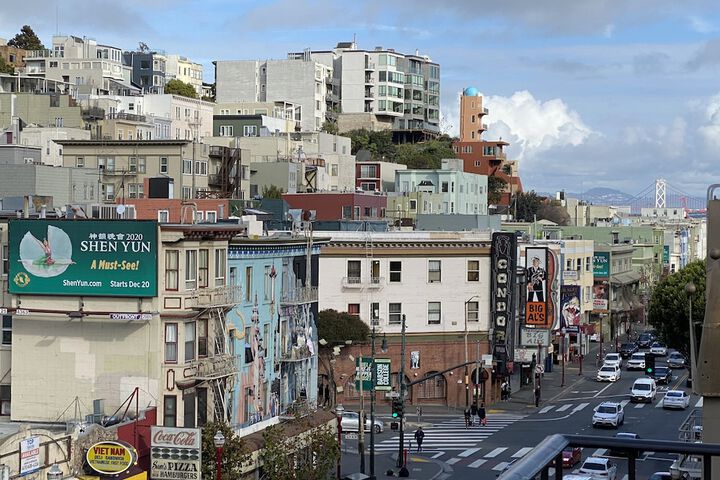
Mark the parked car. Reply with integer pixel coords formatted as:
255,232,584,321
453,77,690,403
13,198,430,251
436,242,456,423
648,473,673,480
589,333,600,342
597,364,622,382
341,411,384,433
627,352,646,370
662,390,691,409
603,353,623,369
592,401,624,428
562,446,583,467
619,342,638,359
578,457,618,479
667,352,687,368
631,377,657,403
652,366,673,385
608,432,640,456
638,333,654,348
650,342,668,356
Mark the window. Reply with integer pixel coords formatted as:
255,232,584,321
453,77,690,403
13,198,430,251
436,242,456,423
243,125,258,136
428,260,441,283
264,265,272,301
198,249,209,288
389,261,402,282
409,200,417,211
215,249,226,286
76,156,84,168
103,183,115,201
165,323,178,362
128,183,143,198
441,182,448,193
182,186,192,200
163,395,177,427
183,159,192,174
576,258,582,271
195,161,207,175
466,301,479,323
586,257,591,272
332,164,338,176
389,303,402,325
428,302,441,325
1,315,11,345
183,392,196,428
371,302,380,325
348,304,360,316
0,385,8,416
185,322,196,362
467,260,480,282
206,211,217,223
197,388,208,427
245,266,253,302
342,206,352,219
158,210,169,223
347,260,361,283
219,125,233,136
185,250,197,290
198,319,208,357
360,165,377,178
2,245,8,276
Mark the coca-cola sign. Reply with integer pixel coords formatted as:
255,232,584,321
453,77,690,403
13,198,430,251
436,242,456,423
151,426,201,449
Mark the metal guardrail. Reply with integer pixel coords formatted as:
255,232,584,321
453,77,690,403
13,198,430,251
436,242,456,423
186,285,242,308
280,286,318,305
498,433,720,480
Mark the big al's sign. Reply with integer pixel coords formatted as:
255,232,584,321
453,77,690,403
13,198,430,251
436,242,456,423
8,219,157,297
490,232,516,372
151,426,201,480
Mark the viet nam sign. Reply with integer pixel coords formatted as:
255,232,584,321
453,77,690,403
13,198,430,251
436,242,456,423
593,252,610,277
151,426,201,480
8,220,158,297
20,436,40,475
86,441,136,475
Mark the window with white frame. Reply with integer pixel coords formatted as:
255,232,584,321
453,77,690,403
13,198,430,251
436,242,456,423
198,249,209,288
205,211,217,223
182,159,192,174
347,260,361,283
158,210,169,223
427,302,441,325
76,156,84,168
160,156,168,174
215,249,226,286
466,301,479,323
243,125,258,136
467,260,480,282
371,302,380,325
185,250,197,290
219,125,233,136
388,303,402,325
389,261,402,282
585,256,591,272
182,186,192,199
164,323,178,362
1,315,11,345
428,260,441,283
184,321,196,362
128,183,144,198
195,161,207,175
103,183,115,201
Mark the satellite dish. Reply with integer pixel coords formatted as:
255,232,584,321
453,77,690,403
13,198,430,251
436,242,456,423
116,204,126,215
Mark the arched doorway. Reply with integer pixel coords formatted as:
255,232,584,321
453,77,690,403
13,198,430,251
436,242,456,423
417,371,446,402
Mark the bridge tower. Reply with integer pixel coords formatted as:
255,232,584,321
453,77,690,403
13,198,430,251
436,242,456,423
655,178,667,208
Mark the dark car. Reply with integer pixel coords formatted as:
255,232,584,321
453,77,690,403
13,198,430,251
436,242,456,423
638,333,654,348
652,366,673,385
619,342,638,358
608,432,640,456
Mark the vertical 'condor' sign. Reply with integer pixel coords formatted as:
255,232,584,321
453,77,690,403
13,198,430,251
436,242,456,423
491,232,516,368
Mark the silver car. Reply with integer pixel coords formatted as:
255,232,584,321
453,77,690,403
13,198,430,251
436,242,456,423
341,411,384,433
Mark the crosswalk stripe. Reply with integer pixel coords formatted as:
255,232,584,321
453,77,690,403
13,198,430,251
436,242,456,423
468,459,487,468
620,400,630,407
573,402,590,412
593,448,607,456
634,403,645,409
556,403,572,412
431,452,444,459
459,448,480,457
446,458,461,465
696,398,704,407
655,399,665,408
493,461,510,471
538,405,554,413
485,447,507,458
512,447,533,458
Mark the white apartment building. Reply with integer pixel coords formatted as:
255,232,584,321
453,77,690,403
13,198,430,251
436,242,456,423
19,126,91,166
214,57,332,132
166,55,204,96
142,94,214,141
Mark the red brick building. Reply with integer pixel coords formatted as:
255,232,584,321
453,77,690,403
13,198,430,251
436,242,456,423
283,192,387,221
119,197,233,223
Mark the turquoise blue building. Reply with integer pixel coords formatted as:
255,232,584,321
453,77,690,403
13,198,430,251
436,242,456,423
227,234,327,428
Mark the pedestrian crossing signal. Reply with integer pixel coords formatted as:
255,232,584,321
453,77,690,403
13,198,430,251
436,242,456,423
645,353,655,375
392,398,404,418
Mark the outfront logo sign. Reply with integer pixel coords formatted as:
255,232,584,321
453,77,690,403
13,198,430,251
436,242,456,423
490,232,516,371
86,441,136,475
151,426,201,480
8,220,158,297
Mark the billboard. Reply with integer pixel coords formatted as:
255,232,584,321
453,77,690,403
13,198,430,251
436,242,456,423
356,357,392,391
593,252,610,277
9,220,158,297
525,247,549,328
151,427,201,480
560,285,581,328
593,279,609,311
490,232,517,373
20,436,40,475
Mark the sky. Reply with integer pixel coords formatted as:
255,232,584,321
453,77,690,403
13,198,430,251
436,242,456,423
4,0,720,197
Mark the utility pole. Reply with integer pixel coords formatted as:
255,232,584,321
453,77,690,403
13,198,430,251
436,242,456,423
370,324,376,479
561,328,566,387
397,314,407,469
359,357,365,474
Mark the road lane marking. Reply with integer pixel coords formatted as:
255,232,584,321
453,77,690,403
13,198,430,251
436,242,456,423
696,398,704,407
539,406,554,413
485,447,507,458
593,382,615,398
655,399,665,408
468,459,487,468
620,399,631,407
573,402,590,412
446,457,461,465
556,404,572,412
431,452,444,459
593,448,607,456
634,403,645,409
458,448,480,457
492,461,510,471
512,447,533,458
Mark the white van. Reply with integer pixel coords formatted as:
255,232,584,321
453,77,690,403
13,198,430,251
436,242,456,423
631,377,657,403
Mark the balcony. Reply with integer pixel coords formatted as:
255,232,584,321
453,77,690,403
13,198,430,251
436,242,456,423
365,62,375,71
106,112,149,123
481,123,488,131
181,354,238,382
186,285,243,309
341,277,385,289
280,286,318,305
364,91,374,99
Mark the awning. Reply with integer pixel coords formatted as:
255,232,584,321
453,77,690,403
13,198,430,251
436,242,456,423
610,270,642,286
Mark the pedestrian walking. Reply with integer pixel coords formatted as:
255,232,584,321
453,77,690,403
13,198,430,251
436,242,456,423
500,380,509,401
534,385,541,407
478,402,487,426
464,407,472,428
470,402,479,425
414,427,425,452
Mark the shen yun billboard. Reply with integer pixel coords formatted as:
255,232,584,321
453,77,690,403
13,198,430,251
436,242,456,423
9,219,158,297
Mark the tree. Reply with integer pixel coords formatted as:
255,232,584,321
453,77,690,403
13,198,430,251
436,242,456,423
395,138,456,169
317,309,369,407
201,422,250,479
7,25,44,50
647,260,705,355
344,129,396,159
488,176,508,204
260,420,339,479
0,57,14,75
320,120,338,135
514,191,543,222
165,78,197,98
262,185,284,199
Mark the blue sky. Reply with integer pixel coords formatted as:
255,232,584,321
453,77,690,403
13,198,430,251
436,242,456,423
5,0,720,197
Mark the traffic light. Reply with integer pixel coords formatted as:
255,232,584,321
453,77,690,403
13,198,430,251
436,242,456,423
645,352,655,376
391,398,404,418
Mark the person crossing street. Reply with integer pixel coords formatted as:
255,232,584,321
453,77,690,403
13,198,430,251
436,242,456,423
414,426,425,452
478,402,487,426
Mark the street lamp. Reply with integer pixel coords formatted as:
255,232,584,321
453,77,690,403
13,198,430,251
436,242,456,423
213,430,225,480
560,327,566,387
47,464,63,480
685,282,698,394
335,403,345,480
464,295,480,408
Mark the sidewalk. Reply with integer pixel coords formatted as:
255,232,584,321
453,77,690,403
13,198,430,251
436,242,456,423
341,451,446,480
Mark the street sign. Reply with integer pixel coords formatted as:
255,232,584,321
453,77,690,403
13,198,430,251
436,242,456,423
535,364,545,375
521,328,550,347
345,433,358,440
385,392,400,398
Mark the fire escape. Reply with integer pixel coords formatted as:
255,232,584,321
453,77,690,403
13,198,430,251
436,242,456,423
206,146,243,199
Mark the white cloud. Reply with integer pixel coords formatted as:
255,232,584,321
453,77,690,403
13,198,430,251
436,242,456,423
689,16,718,34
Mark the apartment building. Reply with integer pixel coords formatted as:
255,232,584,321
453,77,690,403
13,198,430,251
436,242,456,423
283,192,387,221
123,50,167,94
318,231,495,407
166,55,204,97
0,92,84,130
214,57,332,133
19,126,90,166
0,42,26,71
355,160,406,192
142,94,214,141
